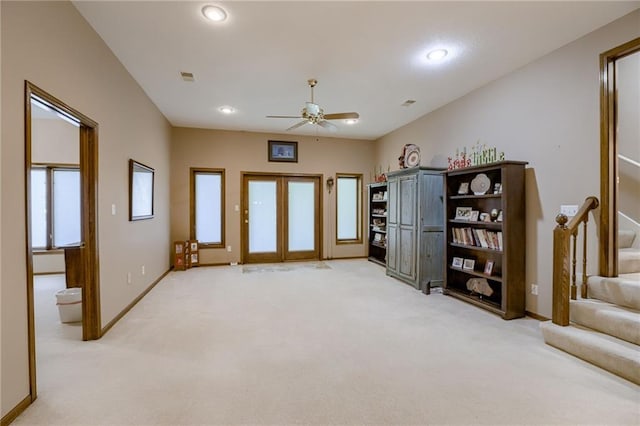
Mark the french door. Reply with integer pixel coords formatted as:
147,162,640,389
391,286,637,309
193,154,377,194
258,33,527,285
242,173,321,263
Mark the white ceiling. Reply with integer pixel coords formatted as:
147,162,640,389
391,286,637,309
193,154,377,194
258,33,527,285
73,1,639,140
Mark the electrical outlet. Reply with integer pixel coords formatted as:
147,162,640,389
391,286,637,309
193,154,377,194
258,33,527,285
111,204,116,215
227,245,232,252
141,265,145,275
127,272,132,284
531,283,538,295
560,205,579,217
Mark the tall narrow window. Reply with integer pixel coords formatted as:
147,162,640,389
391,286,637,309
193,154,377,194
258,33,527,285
336,174,362,243
52,168,81,246
30,166,81,249
191,168,225,247
30,168,48,249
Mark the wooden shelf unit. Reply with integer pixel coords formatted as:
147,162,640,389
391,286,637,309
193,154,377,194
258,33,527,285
443,161,527,319
367,182,388,266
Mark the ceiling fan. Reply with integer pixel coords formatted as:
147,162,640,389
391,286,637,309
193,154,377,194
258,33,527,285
266,79,359,132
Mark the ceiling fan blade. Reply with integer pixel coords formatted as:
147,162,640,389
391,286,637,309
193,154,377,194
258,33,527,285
323,112,360,120
266,115,302,119
317,120,338,132
286,120,309,131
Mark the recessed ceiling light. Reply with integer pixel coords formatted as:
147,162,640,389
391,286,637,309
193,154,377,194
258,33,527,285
202,5,227,22
344,119,358,125
218,106,235,114
426,49,448,61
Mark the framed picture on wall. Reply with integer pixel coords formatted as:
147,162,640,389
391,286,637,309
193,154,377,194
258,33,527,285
268,140,298,163
129,159,154,221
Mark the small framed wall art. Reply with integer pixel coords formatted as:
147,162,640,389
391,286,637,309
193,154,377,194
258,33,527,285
129,159,154,221
268,140,298,163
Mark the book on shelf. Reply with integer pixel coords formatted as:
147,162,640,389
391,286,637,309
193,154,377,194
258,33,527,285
451,227,502,250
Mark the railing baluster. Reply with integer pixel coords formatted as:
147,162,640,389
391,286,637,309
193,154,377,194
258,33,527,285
571,231,578,300
582,221,588,299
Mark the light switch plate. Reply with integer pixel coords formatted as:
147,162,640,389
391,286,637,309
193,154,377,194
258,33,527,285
560,205,578,217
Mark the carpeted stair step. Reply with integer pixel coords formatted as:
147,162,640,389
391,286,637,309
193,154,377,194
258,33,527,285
619,248,640,274
587,275,640,310
540,321,640,385
570,299,640,345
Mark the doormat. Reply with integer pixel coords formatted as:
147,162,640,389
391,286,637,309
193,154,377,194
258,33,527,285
242,262,331,273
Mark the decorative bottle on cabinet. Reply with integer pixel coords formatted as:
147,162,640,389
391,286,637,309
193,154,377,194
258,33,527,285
367,182,388,266
443,161,527,319
386,167,445,293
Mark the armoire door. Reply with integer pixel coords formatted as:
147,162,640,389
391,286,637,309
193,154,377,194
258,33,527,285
397,174,417,280
242,174,321,264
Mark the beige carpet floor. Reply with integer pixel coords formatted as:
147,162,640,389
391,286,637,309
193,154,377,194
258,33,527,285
17,259,640,425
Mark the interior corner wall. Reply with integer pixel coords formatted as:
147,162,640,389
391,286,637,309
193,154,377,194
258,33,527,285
374,9,640,318
1,1,171,417
170,128,375,264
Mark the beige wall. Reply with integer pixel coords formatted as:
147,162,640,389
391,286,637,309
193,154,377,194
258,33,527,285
1,1,171,417
171,128,375,264
375,9,640,318
32,253,65,275
617,51,640,224
32,116,79,165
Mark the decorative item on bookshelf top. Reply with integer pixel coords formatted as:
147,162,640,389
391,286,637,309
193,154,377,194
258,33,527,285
398,144,421,169
372,165,389,183
447,140,506,170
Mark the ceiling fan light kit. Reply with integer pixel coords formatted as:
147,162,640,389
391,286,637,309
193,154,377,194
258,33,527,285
267,79,359,132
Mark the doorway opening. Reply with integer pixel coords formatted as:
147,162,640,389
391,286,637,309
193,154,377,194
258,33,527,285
241,173,322,264
25,82,101,402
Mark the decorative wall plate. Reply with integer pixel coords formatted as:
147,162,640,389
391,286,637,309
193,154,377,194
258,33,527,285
405,149,420,167
470,173,490,195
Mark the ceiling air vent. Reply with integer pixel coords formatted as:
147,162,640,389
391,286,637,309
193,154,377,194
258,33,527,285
401,100,416,107
180,72,195,82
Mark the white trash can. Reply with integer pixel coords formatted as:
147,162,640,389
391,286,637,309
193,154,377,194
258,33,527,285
56,287,82,323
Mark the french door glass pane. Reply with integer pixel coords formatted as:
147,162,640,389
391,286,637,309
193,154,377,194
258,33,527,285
249,181,277,253
31,169,47,248
337,177,358,240
53,169,81,247
288,181,315,251
195,173,222,243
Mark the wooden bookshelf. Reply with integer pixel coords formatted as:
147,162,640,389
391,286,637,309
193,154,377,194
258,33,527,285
367,182,388,266
443,161,527,319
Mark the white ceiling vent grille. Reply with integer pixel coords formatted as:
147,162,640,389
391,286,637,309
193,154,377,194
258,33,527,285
180,72,195,82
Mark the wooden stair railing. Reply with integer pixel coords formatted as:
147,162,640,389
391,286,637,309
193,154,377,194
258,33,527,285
552,196,599,326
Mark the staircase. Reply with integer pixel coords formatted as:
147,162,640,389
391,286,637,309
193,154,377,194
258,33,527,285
541,275,640,384
541,229,640,385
